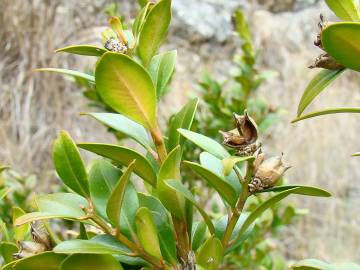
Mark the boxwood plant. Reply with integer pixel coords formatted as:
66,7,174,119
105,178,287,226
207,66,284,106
0,1,336,269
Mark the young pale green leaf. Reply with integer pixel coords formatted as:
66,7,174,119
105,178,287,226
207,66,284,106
135,207,162,259
54,239,130,256
78,143,157,186
106,160,136,229
15,193,88,226
138,0,172,66
36,68,95,83
0,187,10,200
89,160,122,220
325,0,360,21
167,98,199,151
222,156,255,177
13,207,30,241
157,146,186,219
291,258,332,269
258,185,332,197
292,107,360,123
0,242,18,264
0,219,10,241
296,69,345,117
55,45,107,57
184,161,237,208
322,22,360,72
60,254,124,270
166,180,215,234
132,2,152,38
178,129,230,159
236,186,331,240
196,236,224,270
148,50,177,98
138,193,177,264
82,113,154,151
353,152,360,156
53,131,90,198
3,252,67,270
191,221,207,251
95,52,157,129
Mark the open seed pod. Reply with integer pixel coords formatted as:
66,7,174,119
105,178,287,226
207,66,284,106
233,112,258,144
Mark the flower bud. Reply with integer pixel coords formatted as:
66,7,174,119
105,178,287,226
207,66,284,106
249,154,291,193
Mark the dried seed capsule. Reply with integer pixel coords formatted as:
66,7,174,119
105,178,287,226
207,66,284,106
30,223,52,250
309,53,344,70
219,129,246,148
104,37,128,53
13,241,47,259
233,112,258,144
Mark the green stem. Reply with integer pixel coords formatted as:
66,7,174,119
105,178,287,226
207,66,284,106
150,124,167,163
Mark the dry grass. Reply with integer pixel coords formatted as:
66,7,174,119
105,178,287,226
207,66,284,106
0,0,359,264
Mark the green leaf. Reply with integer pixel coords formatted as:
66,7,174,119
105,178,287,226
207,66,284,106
138,0,172,66
191,221,207,251
166,180,215,234
135,207,162,259
157,146,185,219
148,50,177,98
0,187,10,200
13,207,30,241
322,22,360,72
89,160,122,220
292,107,360,123
53,131,90,198
257,185,332,197
95,52,157,129
107,160,136,229
333,263,360,270
178,129,230,159
352,152,360,156
0,219,10,241
55,45,107,57
196,236,223,270
167,98,199,151
0,165,9,174
325,0,360,21
296,69,345,117
132,2,152,38
222,156,255,177
78,143,157,186
138,193,177,264
184,161,237,208
3,252,67,270
36,68,95,83
54,239,130,256
15,193,88,226
60,254,123,270
236,187,331,240
82,113,154,151
291,258,332,269
0,242,18,264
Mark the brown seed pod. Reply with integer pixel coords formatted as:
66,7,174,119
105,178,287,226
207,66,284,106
13,241,47,259
233,112,258,144
30,223,52,250
309,53,344,70
219,129,246,149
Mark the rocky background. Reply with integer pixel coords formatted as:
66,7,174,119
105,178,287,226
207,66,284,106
1,0,359,263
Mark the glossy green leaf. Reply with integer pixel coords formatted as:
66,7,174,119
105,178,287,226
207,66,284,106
53,131,90,198
89,160,122,219
138,193,177,264
55,45,107,56
297,69,345,117
184,161,238,208
107,161,136,229
292,107,360,123
191,221,207,251
222,156,255,177
178,129,230,159
157,146,185,219
138,0,172,66
291,258,332,269
3,252,66,270
95,53,157,129
13,207,30,241
325,0,360,21
196,236,223,270
60,254,123,270
322,22,360,71
15,193,88,226
0,242,18,264
236,187,331,240
118,182,139,238
167,98,199,151
36,68,95,83
258,185,332,197
148,50,177,98
83,113,154,151
54,239,130,256
166,180,215,234
135,207,162,259
132,2,152,38
78,143,156,186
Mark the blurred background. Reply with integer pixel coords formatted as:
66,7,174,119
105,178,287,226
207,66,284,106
0,0,359,264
